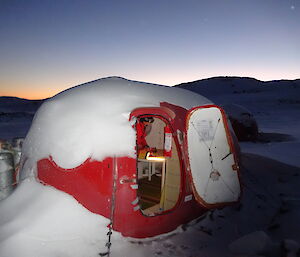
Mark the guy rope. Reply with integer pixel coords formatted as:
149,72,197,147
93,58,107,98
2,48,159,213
99,156,118,257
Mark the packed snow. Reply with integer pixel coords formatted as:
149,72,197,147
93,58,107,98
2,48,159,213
22,77,211,169
0,76,299,257
0,179,110,257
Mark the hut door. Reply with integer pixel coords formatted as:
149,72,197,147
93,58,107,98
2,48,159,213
186,106,241,208
135,116,181,216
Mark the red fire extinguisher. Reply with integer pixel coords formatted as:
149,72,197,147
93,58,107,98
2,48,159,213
164,126,172,157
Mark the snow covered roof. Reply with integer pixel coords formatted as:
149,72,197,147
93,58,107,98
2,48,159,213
22,77,212,170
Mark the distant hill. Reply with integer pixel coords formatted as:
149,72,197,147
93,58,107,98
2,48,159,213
175,77,300,109
175,76,300,96
0,97,45,140
0,96,44,113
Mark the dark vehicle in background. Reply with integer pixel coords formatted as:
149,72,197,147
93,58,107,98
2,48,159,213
222,104,259,141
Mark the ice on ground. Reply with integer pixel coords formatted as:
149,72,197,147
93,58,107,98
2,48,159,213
229,231,300,257
229,231,277,256
241,140,300,168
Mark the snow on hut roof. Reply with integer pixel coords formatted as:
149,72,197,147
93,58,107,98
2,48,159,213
22,77,212,170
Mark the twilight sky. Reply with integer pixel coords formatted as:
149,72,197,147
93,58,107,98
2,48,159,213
0,0,299,99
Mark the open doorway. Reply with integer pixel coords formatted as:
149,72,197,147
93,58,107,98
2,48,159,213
135,116,181,216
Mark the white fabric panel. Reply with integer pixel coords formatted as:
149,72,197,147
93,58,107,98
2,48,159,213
187,107,240,204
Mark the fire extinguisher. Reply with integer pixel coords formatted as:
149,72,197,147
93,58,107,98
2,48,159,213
164,126,172,157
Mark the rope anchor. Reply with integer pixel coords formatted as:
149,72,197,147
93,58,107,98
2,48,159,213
209,170,220,181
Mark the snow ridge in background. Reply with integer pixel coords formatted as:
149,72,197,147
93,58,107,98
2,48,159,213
22,77,211,169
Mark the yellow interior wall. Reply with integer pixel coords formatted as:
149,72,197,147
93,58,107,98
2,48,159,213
161,138,181,210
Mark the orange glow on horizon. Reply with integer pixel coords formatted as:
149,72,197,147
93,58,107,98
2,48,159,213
1,93,54,100
0,81,69,100
0,88,62,100
1,71,299,100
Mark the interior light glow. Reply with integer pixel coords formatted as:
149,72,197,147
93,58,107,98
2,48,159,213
146,152,165,161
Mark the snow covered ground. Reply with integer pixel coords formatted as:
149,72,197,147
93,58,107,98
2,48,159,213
0,77,299,257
